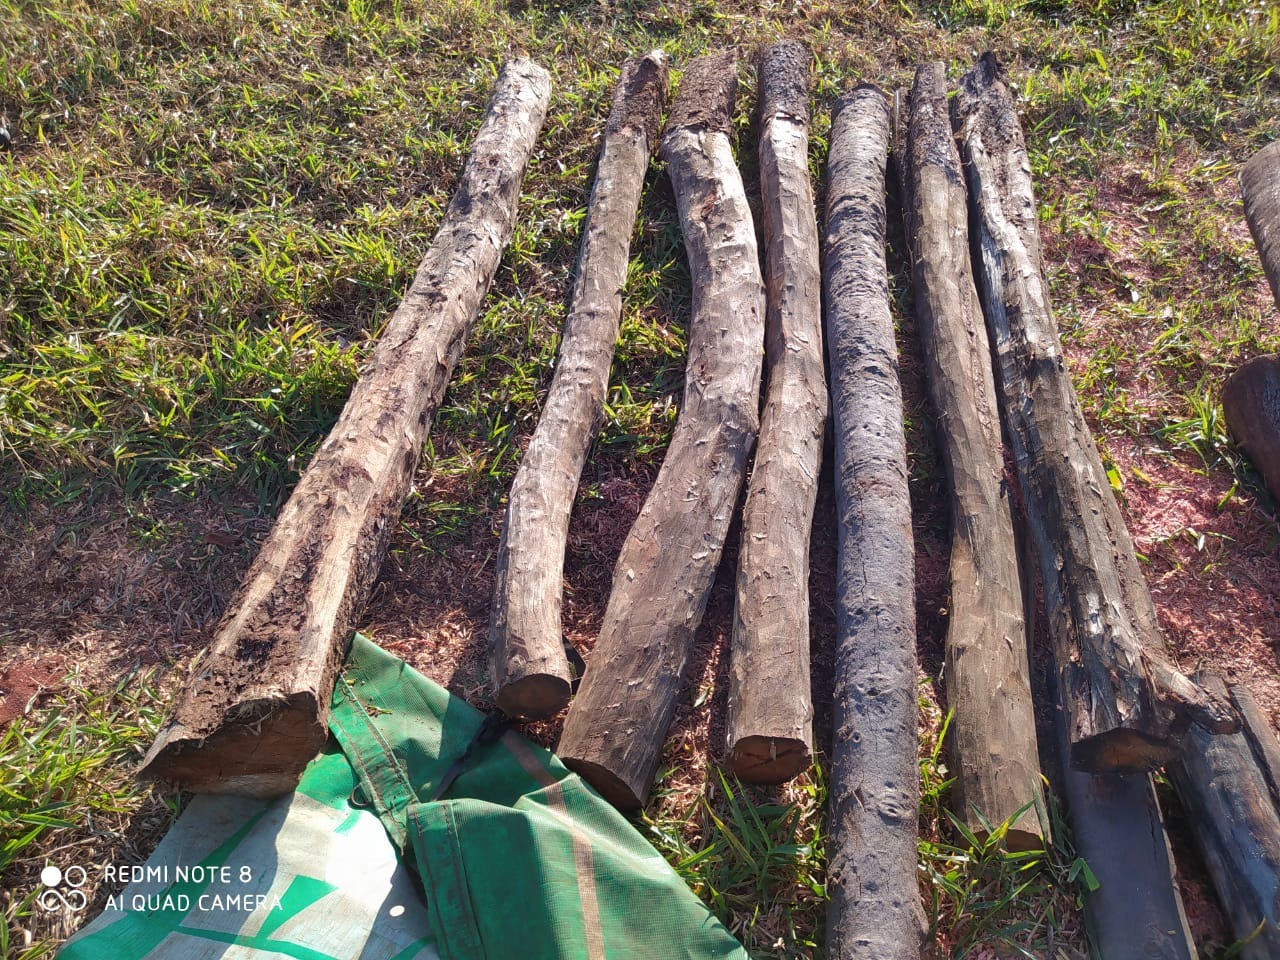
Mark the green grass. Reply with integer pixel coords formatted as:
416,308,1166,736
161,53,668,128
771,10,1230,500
0,668,170,960
2,0,1279,955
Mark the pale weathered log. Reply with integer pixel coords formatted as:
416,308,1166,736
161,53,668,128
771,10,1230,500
724,39,825,785
557,51,764,810
1242,140,1280,310
1168,672,1280,959
902,62,1046,850
955,52,1236,774
138,60,552,797
1223,354,1280,501
823,83,923,960
490,51,669,720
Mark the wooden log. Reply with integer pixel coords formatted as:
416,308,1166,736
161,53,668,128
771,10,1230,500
955,52,1236,774
1231,680,1280,804
900,62,1046,850
1060,758,1199,958
137,60,552,798
1046,627,1197,959
1223,354,1280,501
822,83,923,960
557,51,764,811
1242,140,1280,310
489,51,670,720
724,39,825,785
1168,672,1280,959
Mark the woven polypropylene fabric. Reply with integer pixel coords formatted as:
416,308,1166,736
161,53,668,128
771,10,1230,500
331,633,749,960
60,635,748,960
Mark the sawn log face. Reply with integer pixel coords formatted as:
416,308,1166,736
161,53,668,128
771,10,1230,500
1242,139,1280,310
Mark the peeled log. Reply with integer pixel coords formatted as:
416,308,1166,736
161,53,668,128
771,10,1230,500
1242,140,1280,310
1223,355,1280,502
490,51,669,720
137,60,552,797
901,62,1046,850
1168,674,1280,959
725,39,826,785
955,52,1236,774
557,52,764,810
822,83,923,960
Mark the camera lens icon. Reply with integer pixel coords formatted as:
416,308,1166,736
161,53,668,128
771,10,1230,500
38,864,88,913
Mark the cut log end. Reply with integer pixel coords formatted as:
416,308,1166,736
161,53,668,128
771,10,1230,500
727,735,811,785
664,51,738,135
494,673,572,720
561,756,644,811
1223,354,1280,500
758,39,809,123
605,49,670,147
1241,139,1280,310
137,697,326,798
1069,728,1180,774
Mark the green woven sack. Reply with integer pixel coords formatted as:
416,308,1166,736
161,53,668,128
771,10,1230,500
60,634,748,960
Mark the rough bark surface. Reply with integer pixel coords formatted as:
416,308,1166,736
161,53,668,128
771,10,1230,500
725,39,826,785
901,62,1046,850
138,60,552,797
1169,673,1280,960
956,52,1236,774
822,83,923,960
1223,354,1280,502
557,51,764,810
1242,140,1280,310
1233,680,1280,804
490,51,669,719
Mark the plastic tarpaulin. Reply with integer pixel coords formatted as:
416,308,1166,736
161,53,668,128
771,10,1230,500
61,634,749,960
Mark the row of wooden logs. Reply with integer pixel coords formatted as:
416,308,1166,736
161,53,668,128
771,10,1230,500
133,44,1280,960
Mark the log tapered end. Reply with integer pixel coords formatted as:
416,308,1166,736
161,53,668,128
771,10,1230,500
606,50,670,149
1224,354,1280,500
758,40,810,124
137,696,326,798
561,756,645,811
495,673,572,721
665,51,738,135
727,735,811,785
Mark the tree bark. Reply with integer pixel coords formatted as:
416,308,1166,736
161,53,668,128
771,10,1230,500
489,51,669,720
557,51,764,811
725,39,826,785
1223,354,1280,502
822,83,923,960
137,60,552,798
1168,674,1280,959
955,52,1236,774
1231,679,1280,803
1242,140,1280,310
900,62,1046,851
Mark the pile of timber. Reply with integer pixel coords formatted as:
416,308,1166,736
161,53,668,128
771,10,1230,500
134,41,1280,960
